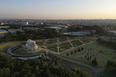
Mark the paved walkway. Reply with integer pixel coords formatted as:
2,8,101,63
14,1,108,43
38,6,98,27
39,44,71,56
43,39,49,46
67,37,74,48
78,39,85,45
91,44,108,61
57,38,60,54
44,48,105,74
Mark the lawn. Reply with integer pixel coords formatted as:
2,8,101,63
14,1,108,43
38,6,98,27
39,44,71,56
46,38,57,44
82,41,99,50
80,38,91,44
47,44,57,52
12,47,46,55
59,37,67,41
0,41,26,52
94,45,116,61
60,49,107,68
60,42,72,52
68,36,76,40
71,40,82,47
35,40,45,46
47,53,92,71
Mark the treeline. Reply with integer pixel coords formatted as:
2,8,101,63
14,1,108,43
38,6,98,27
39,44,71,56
0,53,91,77
97,38,116,49
68,25,109,36
0,29,63,42
101,61,116,77
68,25,101,32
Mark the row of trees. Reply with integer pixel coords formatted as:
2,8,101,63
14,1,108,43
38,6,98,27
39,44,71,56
67,25,101,32
0,53,91,77
0,29,63,43
97,38,116,49
101,61,116,77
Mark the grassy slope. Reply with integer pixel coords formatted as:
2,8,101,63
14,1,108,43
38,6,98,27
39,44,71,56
60,42,107,68
94,45,116,61
71,40,82,47
47,44,57,52
60,42,72,52
0,41,25,52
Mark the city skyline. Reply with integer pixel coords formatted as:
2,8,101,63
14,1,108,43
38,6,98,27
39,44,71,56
0,0,116,19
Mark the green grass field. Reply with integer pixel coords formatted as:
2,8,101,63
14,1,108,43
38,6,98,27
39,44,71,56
35,39,45,46
60,49,107,68
47,38,57,44
60,41,107,68
12,47,46,55
48,53,92,71
80,38,91,44
71,40,82,47
59,37,67,41
82,41,99,50
68,36,76,40
60,42,72,52
94,45,116,61
47,44,57,52
0,41,26,52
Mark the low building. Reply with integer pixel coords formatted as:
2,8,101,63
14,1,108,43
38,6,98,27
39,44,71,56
8,29,24,33
44,25,68,33
24,27,39,30
0,29,8,36
0,26,10,29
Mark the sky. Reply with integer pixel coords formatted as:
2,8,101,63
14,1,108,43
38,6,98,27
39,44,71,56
0,0,116,19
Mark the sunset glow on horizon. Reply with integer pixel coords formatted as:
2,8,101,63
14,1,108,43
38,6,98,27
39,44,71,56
0,0,116,19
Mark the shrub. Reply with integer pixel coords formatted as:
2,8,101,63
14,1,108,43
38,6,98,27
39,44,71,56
92,59,98,66
67,53,69,56
87,57,89,60
85,56,86,58
81,47,84,50
100,50,103,53
71,51,73,54
78,48,81,52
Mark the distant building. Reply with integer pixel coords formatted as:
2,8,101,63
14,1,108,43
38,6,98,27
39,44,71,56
44,25,68,33
24,22,29,25
0,29,8,36
0,22,4,25
24,27,39,30
0,26,10,29
8,29,24,33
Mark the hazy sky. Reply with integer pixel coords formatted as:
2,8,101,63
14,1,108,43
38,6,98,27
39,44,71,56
0,0,116,19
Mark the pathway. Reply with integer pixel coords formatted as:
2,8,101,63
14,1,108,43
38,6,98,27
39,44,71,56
57,38,60,54
43,39,49,46
78,39,85,45
92,44,108,61
44,48,105,74
67,37,74,48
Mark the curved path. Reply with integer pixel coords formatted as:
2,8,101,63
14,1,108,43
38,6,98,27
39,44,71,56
44,48,105,74
92,44,108,61
7,45,42,59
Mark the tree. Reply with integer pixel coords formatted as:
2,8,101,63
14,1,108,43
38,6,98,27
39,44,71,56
66,53,69,56
100,50,103,53
92,59,98,66
71,51,73,54
81,47,84,50
85,56,86,58
52,57,62,65
78,48,80,52
87,57,89,60
74,50,77,53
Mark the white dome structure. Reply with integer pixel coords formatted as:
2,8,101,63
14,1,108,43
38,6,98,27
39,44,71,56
25,39,38,51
